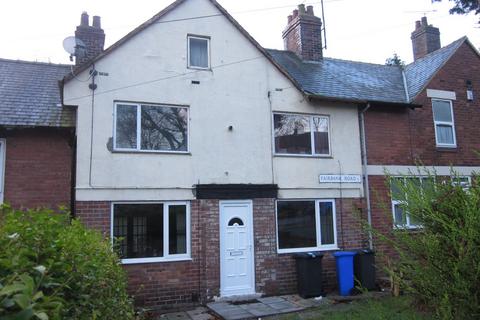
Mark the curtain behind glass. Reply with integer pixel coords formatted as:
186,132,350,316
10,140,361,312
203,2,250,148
189,38,209,68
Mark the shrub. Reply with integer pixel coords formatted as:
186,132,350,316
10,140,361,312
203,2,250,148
0,205,135,320
379,172,480,319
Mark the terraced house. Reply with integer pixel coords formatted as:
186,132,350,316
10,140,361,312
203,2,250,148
1,0,479,312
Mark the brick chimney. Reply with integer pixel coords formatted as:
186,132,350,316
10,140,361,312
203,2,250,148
74,12,105,66
282,4,323,61
411,17,441,60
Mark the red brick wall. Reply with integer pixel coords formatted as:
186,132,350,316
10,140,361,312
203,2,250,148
410,42,480,166
365,42,480,167
76,197,367,309
2,128,73,210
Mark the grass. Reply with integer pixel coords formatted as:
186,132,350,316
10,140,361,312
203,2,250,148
275,296,428,320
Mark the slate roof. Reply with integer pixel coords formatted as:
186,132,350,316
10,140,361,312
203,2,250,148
267,49,407,103
267,37,470,105
0,58,74,127
404,37,466,101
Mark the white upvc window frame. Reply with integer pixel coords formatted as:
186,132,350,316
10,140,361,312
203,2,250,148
111,201,191,264
113,102,190,154
276,199,338,254
390,176,431,230
272,112,332,157
0,139,5,204
432,99,457,148
187,35,211,70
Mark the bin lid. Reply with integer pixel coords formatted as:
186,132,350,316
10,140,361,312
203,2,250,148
356,249,375,254
333,251,357,257
293,252,325,259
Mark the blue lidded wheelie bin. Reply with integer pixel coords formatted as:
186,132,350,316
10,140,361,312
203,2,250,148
333,251,357,296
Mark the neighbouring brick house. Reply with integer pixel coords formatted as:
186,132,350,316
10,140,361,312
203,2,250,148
0,59,75,210
364,20,480,256
2,0,479,312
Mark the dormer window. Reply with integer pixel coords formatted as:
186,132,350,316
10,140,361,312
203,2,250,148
188,35,210,69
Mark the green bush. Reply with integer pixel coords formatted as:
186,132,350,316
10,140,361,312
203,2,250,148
381,172,480,319
0,205,135,320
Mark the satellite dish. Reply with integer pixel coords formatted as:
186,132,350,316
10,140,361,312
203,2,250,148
62,36,86,60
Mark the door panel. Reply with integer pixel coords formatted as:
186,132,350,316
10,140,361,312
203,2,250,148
220,201,255,296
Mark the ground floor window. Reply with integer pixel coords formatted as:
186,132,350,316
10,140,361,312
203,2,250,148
390,177,434,229
112,202,190,263
276,199,337,253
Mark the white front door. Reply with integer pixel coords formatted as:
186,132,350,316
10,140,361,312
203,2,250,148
220,200,255,297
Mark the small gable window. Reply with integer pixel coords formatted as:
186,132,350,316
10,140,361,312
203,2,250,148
188,35,210,69
432,99,456,148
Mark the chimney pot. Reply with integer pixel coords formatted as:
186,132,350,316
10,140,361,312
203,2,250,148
80,12,89,26
306,6,314,15
292,9,299,18
298,4,306,14
421,16,428,26
92,16,101,28
415,20,421,29
288,15,293,23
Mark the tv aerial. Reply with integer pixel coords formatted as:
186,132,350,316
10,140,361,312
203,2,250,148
62,36,86,62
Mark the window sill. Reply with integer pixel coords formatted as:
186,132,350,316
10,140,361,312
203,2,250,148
121,257,192,265
112,149,191,156
274,154,332,159
436,146,457,152
187,66,212,71
277,246,339,254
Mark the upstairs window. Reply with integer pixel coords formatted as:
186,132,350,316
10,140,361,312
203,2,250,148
432,99,456,147
114,102,188,153
273,113,330,156
188,35,210,69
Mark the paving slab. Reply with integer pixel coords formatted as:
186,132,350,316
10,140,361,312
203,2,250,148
163,312,191,320
265,301,303,312
238,302,277,317
257,297,286,304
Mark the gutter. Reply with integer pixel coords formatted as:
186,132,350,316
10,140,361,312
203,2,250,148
359,103,373,250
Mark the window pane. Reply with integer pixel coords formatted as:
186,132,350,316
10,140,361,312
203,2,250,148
274,114,312,154
390,178,404,201
169,205,187,255
393,203,406,226
319,202,335,245
432,100,453,122
189,37,209,68
313,117,330,155
277,201,316,249
113,204,164,259
116,104,137,149
436,124,454,145
141,105,188,151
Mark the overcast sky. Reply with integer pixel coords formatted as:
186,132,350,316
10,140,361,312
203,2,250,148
1,0,478,65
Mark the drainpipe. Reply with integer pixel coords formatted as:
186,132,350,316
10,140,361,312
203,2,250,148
359,103,373,250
